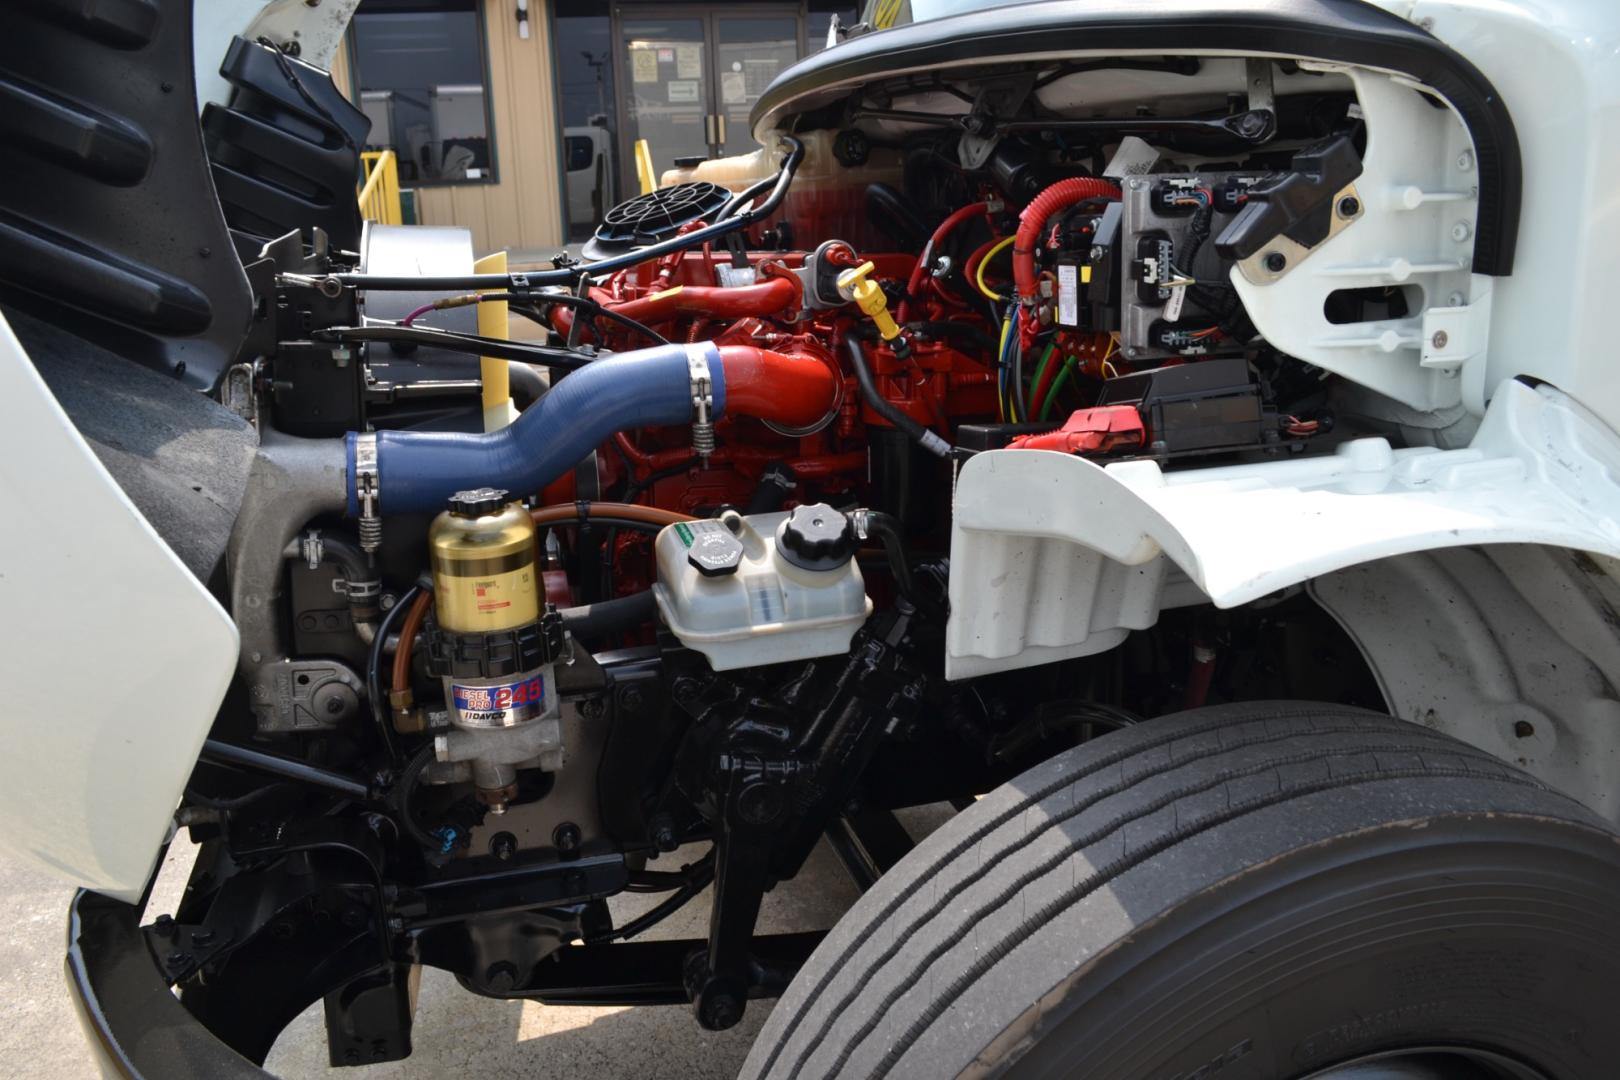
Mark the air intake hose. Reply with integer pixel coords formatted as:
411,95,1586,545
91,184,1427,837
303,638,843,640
344,342,842,515
346,342,725,515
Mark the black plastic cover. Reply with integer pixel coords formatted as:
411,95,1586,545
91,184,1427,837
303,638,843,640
203,37,369,252
0,0,253,390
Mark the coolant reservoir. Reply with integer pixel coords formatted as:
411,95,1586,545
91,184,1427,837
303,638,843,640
653,505,872,671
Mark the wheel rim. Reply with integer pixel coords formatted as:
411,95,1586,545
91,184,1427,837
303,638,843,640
1301,1047,1553,1080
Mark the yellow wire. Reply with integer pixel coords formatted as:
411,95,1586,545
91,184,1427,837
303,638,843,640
975,235,1017,301
997,314,1012,420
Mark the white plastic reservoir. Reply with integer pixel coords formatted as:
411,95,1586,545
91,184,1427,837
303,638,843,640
652,507,872,671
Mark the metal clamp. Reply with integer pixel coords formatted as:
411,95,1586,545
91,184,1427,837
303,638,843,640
687,347,715,468
354,432,382,554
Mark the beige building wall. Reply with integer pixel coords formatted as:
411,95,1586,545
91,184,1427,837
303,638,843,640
333,0,564,256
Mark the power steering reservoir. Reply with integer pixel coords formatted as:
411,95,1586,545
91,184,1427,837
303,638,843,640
424,488,564,811
653,504,872,671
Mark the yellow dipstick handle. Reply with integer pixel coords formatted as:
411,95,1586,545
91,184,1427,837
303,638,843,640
837,261,903,342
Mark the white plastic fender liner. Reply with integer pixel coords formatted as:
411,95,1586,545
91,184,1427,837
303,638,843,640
0,314,239,901
946,378,1620,680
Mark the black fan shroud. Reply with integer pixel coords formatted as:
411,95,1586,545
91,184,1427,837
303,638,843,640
584,181,733,259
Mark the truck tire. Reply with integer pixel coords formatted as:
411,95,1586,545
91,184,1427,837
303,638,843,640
742,702,1620,1080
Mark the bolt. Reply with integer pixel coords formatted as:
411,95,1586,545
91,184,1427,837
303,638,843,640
1448,292,1466,306
620,685,645,713
579,698,604,720
702,992,744,1030
649,813,679,852
1417,15,1435,30
1336,195,1360,218
1431,330,1449,350
197,246,211,258
490,831,517,861
1451,221,1471,242
191,928,215,947
1457,150,1474,171
1233,110,1268,138
165,950,190,970
1514,720,1535,739
325,695,345,715
152,914,176,938
380,593,398,611
1263,251,1288,273
159,81,174,93
553,822,582,854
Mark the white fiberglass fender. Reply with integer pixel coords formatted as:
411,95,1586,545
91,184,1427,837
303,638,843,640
0,314,238,901
946,378,1620,680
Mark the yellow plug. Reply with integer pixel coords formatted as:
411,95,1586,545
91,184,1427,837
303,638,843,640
837,261,903,343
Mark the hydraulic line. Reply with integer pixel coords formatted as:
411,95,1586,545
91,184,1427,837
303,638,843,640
200,740,372,801
531,501,694,529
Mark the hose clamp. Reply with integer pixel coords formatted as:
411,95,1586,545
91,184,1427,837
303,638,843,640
686,347,715,468
355,432,382,553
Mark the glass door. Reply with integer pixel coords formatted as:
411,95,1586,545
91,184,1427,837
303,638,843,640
618,13,715,194
713,14,801,157
615,6,804,195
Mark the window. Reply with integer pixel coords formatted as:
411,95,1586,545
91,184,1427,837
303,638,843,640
552,2,619,241
350,0,496,185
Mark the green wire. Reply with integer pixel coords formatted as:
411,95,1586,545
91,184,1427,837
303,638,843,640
1040,356,1079,421
1028,343,1056,419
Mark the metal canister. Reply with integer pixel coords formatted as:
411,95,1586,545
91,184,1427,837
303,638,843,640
428,487,538,636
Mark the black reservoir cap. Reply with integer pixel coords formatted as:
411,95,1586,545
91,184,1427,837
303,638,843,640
448,487,510,518
776,503,856,571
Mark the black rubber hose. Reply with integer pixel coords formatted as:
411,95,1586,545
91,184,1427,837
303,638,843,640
315,533,372,585
859,510,926,612
558,589,657,638
866,183,929,249
334,136,805,291
845,336,952,459
392,742,450,852
587,855,716,944
506,362,546,411
367,583,424,764
720,173,778,220
312,325,592,370
199,740,371,801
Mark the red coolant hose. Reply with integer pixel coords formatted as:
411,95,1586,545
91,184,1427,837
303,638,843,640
717,345,840,430
607,276,801,324
900,200,991,322
1012,179,1120,303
